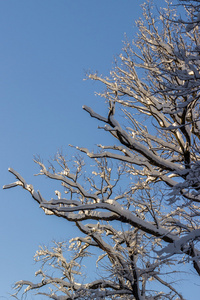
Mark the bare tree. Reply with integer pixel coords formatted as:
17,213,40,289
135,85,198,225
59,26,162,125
4,1,200,299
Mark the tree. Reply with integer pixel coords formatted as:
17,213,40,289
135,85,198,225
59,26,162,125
4,1,200,299
177,0,200,31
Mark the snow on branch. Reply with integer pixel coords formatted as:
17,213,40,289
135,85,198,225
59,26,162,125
82,105,108,123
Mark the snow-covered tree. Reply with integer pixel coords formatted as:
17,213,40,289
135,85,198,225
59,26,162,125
4,1,200,299
178,0,200,31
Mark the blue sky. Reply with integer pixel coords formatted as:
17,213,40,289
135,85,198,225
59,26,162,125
0,1,199,299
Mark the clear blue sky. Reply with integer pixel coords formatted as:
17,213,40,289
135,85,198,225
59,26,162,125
0,1,199,299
